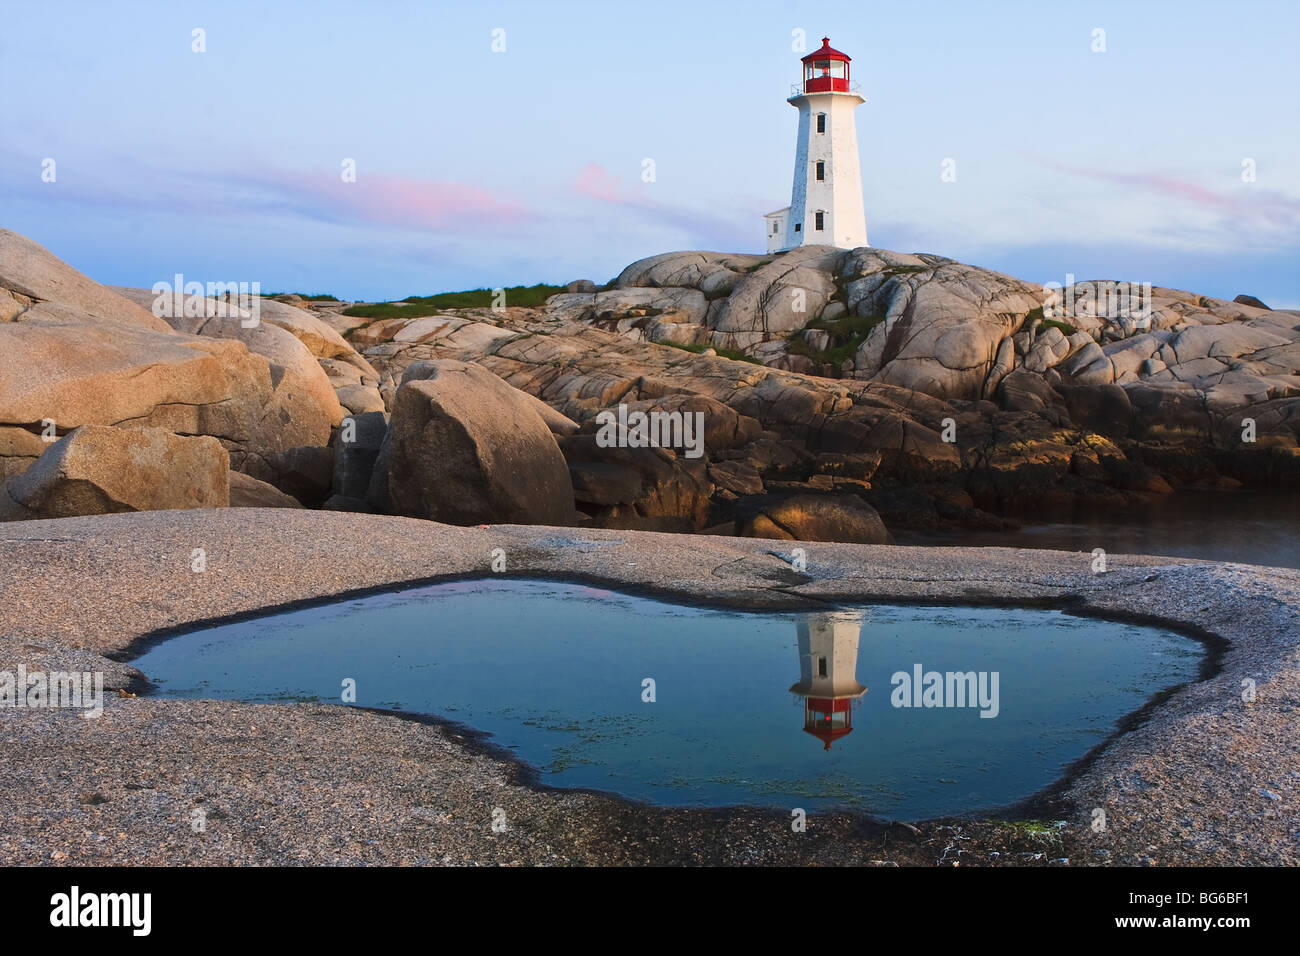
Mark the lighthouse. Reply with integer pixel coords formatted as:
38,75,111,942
790,612,868,750
765,37,868,254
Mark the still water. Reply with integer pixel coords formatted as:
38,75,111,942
134,579,1203,818
900,490,1300,570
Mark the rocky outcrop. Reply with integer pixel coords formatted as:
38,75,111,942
229,470,303,508
346,256,1300,540
737,493,893,544
560,434,714,532
0,424,228,520
5,226,1298,542
112,287,349,429
399,359,578,437
385,360,575,526
842,250,1048,399
1,242,341,490
0,229,171,332
0,317,336,483
564,248,1300,419
545,287,711,347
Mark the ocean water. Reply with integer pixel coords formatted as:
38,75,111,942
901,489,1300,570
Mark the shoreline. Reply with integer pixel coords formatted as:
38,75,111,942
1,509,1296,865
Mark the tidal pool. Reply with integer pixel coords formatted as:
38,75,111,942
134,578,1204,818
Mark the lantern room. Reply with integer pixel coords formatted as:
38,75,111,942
802,697,855,750
801,37,851,94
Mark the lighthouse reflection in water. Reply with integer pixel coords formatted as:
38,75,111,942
790,612,868,750
134,579,1205,816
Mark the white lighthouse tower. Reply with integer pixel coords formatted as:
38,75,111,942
765,37,868,254
790,612,868,750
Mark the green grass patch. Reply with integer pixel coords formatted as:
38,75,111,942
787,308,886,366
662,341,762,364
995,820,1065,840
1036,316,1077,337
340,283,566,320
341,302,443,320
403,283,565,310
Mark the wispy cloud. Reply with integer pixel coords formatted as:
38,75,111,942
573,162,755,250
1021,151,1300,230
0,150,536,235
249,168,536,231
575,163,627,205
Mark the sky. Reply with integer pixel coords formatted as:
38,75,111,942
1,0,1297,305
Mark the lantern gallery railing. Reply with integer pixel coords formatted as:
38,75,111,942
790,81,862,96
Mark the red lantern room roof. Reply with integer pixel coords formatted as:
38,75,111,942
801,37,850,63
798,37,854,95
804,725,853,750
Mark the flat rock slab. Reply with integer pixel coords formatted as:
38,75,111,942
0,510,1296,865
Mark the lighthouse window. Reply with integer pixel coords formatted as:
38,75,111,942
816,113,826,133
816,161,825,181
817,657,828,677
815,212,824,231
794,223,801,232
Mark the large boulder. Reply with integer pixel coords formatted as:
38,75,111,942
113,286,379,385
737,493,893,544
612,250,773,299
386,360,575,525
0,424,228,520
1060,384,1134,438
998,369,1064,415
1233,294,1270,310
251,296,379,378
844,251,1047,400
0,316,336,482
0,229,171,332
559,434,714,530
710,246,849,348
228,471,303,508
400,359,579,437
0,239,340,485
109,288,345,431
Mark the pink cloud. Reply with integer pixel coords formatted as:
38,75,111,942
1022,151,1300,229
575,162,626,204
0,149,538,235
257,169,535,231
572,161,684,223
572,161,759,251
